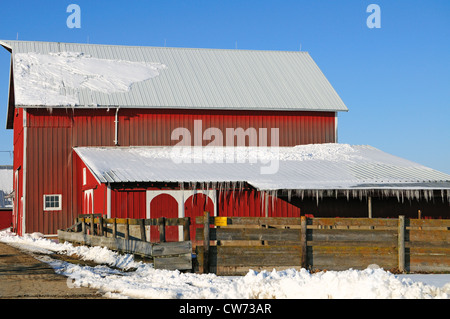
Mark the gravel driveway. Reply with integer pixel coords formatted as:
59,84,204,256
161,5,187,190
0,242,104,299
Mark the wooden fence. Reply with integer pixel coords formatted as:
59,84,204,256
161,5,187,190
57,214,192,271
195,213,450,275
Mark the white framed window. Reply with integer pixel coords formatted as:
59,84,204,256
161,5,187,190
43,194,62,211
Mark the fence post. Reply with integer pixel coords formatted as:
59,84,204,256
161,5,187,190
75,218,80,232
90,214,95,235
112,218,117,238
98,216,104,236
203,211,210,274
139,219,146,242
301,216,308,269
398,215,405,273
183,217,191,242
81,218,86,234
159,217,166,243
125,219,130,240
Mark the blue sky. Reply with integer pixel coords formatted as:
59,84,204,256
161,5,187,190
0,0,449,174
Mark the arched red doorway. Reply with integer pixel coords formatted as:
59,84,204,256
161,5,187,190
83,189,93,215
184,193,215,243
149,193,179,242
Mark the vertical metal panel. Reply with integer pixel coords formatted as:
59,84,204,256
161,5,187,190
26,125,73,234
0,210,12,230
12,108,24,234
121,109,335,147
216,189,301,218
23,108,334,234
110,190,146,219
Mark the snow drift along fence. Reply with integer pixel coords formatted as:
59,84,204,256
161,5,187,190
57,214,192,271
195,213,450,275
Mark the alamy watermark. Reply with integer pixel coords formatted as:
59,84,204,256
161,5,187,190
170,120,280,175
366,4,381,29
66,4,81,29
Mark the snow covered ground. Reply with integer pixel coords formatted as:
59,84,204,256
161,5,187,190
1,229,449,299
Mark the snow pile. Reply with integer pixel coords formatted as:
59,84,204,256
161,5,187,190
14,51,166,106
1,230,450,299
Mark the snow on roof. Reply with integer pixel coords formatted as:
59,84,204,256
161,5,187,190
1,40,348,112
13,51,166,106
74,144,450,193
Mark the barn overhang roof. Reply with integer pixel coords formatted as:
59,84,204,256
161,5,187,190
74,144,450,201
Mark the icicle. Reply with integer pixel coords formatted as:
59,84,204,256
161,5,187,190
315,190,319,206
271,190,276,212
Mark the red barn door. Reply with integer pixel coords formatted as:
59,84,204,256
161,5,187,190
149,194,179,242
83,189,94,215
184,193,214,244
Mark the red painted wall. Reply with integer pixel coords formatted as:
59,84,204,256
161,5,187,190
110,190,146,219
0,210,12,230
12,108,24,235
16,107,334,234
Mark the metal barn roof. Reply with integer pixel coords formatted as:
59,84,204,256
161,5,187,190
74,144,450,195
1,40,347,113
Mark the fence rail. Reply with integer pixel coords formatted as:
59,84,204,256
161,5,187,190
58,213,450,275
58,214,192,271
195,213,450,275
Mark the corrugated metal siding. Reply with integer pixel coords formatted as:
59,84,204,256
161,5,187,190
26,126,72,234
23,107,334,234
111,190,146,219
217,190,301,218
119,109,335,147
12,108,24,234
2,40,348,112
0,210,12,230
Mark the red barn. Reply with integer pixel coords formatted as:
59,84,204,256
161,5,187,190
2,40,449,237
0,165,13,230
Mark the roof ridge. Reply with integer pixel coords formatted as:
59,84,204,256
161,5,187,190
1,39,310,54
